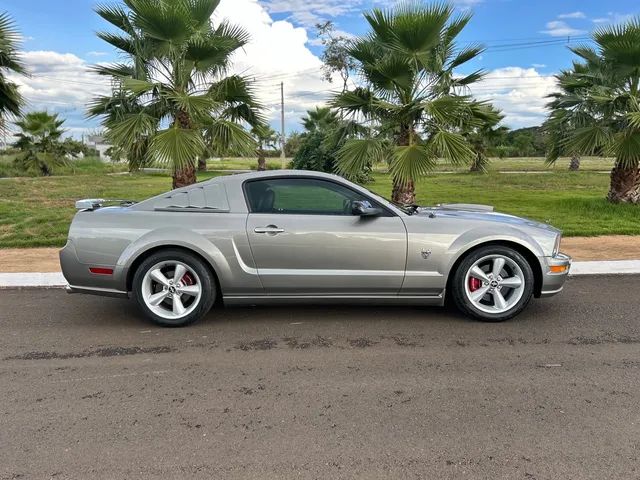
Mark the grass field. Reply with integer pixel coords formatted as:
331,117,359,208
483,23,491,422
1,160,638,248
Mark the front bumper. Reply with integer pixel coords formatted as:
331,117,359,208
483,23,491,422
539,252,572,298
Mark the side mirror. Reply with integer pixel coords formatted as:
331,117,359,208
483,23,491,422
351,200,382,217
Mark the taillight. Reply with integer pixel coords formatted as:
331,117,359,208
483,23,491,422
89,267,113,275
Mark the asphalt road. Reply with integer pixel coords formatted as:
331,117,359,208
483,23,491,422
1,276,639,480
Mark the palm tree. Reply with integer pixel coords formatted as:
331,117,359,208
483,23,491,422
544,64,594,172
546,18,640,202
14,111,68,175
331,2,488,204
252,123,278,171
301,106,339,132
464,103,506,173
0,12,27,137
89,0,262,188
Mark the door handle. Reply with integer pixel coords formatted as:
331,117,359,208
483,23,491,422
254,225,285,234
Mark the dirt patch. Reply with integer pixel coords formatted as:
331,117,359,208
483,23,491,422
0,248,61,272
4,345,175,361
561,236,640,261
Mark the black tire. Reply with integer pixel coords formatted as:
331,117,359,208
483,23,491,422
451,245,535,322
132,249,216,327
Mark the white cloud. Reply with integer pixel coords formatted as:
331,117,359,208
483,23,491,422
86,51,108,57
558,11,585,19
469,67,557,128
260,0,364,27
452,0,484,8
531,63,547,68
214,0,338,133
6,51,110,138
592,12,636,25
540,20,586,37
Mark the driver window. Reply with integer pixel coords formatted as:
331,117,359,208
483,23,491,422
245,178,375,215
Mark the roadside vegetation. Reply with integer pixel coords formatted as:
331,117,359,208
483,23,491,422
0,166,637,248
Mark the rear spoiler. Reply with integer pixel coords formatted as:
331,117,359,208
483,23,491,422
75,198,136,211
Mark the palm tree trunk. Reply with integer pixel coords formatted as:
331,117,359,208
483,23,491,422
391,180,415,204
197,157,207,172
569,155,580,171
607,164,640,203
172,162,197,189
257,147,266,171
391,124,416,204
173,109,197,187
470,152,483,172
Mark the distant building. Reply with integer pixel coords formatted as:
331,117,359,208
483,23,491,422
86,135,112,162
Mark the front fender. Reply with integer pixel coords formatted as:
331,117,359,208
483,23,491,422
444,226,545,278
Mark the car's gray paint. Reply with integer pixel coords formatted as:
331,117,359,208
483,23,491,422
60,170,570,304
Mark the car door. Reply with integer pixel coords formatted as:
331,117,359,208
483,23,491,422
244,177,407,296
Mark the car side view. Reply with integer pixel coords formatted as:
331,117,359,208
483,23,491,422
60,170,571,327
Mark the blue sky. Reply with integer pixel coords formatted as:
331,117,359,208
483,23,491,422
4,0,640,137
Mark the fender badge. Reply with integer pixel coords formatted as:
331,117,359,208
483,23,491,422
421,249,432,259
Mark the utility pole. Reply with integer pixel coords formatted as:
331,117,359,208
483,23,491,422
280,81,286,169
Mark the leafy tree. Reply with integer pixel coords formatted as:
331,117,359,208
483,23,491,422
13,112,69,175
252,123,278,171
293,106,368,175
332,2,487,204
315,21,356,92
546,17,640,202
284,131,303,157
89,0,262,188
0,12,27,134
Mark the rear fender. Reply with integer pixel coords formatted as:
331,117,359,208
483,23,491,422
114,228,233,291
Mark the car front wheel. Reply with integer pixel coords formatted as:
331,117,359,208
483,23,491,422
132,249,216,327
451,246,534,322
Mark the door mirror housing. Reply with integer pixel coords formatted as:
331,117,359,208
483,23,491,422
351,201,382,217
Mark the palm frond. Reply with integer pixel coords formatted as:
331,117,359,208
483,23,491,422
336,138,386,179
149,126,204,169
389,144,437,184
563,126,612,155
202,119,256,156
427,129,474,165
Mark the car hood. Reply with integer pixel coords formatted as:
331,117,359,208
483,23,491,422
416,204,560,234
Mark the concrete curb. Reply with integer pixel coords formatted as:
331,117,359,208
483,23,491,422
2,260,640,289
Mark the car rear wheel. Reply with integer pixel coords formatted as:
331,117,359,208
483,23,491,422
132,249,216,327
451,246,534,322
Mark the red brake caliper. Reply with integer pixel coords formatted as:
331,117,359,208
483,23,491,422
469,276,481,292
181,272,195,286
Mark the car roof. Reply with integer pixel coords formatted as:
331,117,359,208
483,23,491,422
213,169,345,183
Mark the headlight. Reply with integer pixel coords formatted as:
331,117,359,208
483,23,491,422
552,235,561,256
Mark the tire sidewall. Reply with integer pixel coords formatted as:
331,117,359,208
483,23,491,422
452,246,535,322
132,249,215,327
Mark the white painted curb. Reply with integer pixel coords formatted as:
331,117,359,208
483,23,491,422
1,260,640,289
569,260,640,276
0,272,67,288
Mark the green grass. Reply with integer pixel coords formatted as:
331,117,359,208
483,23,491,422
204,156,615,173
0,165,638,248
0,155,128,178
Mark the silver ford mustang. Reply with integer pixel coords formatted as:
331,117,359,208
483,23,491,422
60,170,571,326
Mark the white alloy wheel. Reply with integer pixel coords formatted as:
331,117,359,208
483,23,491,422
141,260,203,320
